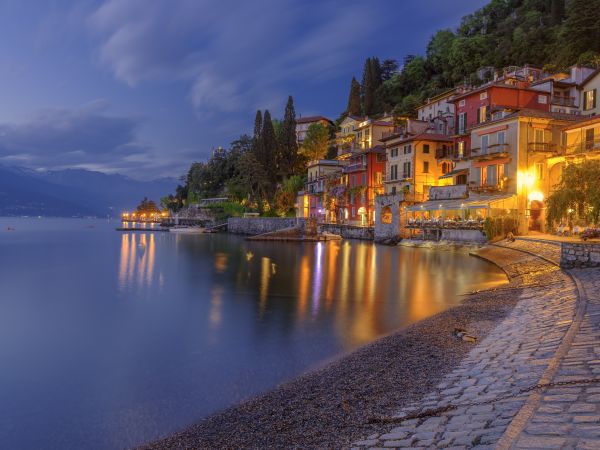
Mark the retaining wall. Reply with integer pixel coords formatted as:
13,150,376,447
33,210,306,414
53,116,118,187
318,223,374,240
227,217,302,235
560,242,600,268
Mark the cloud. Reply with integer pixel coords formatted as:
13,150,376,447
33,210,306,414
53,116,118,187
88,0,383,116
0,102,164,176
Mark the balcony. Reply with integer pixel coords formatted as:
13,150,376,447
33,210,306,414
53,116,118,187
343,162,367,173
469,143,510,161
468,181,509,194
528,142,557,153
565,139,600,155
551,96,576,107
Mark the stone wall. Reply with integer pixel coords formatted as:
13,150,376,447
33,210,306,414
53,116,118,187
227,217,301,235
374,193,404,242
560,242,600,268
318,223,374,240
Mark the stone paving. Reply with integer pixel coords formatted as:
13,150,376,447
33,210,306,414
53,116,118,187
351,238,598,449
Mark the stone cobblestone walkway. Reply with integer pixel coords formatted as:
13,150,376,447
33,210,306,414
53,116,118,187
351,238,600,449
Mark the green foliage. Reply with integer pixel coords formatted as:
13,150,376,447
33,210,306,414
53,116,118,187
346,77,362,116
300,123,330,161
345,0,600,119
274,175,305,216
135,197,160,214
483,216,518,240
278,96,299,177
547,160,600,228
203,201,245,221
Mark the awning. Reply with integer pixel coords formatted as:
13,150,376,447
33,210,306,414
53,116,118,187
407,193,517,212
439,168,467,179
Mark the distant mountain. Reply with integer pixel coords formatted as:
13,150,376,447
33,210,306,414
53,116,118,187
0,165,178,217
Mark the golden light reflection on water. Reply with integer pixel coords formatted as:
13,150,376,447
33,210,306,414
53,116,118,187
117,233,156,291
237,242,508,349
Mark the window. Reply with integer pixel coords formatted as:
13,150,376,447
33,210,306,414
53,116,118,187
441,162,451,174
458,141,465,158
538,95,547,104
458,112,467,134
391,164,398,180
535,162,544,180
472,167,482,186
459,99,466,107
391,186,397,194
362,155,367,165
477,105,487,124
423,161,429,173
351,175,355,187
423,144,430,154
480,91,488,100
497,131,505,145
481,135,489,154
403,144,412,154
390,147,398,158
456,174,468,185
361,174,366,185
403,162,411,178
486,165,497,186
586,128,595,150
584,89,597,111
534,128,545,143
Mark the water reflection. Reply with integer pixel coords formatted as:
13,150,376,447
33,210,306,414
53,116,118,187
117,233,156,291
0,219,508,450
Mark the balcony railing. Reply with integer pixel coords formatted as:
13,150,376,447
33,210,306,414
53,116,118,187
565,139,600,155
528,142,557,153
343,162,367,173
468,182,508,194
551,96,576,107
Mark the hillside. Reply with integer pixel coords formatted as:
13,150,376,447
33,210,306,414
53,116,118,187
0,166,177,217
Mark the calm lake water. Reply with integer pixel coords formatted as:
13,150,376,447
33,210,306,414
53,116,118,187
0,218,506,449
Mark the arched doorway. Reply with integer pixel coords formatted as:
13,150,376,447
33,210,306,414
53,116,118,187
529,200,544,232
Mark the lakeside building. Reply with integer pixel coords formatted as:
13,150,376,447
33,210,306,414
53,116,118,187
417,88,462,135
528,65,599,116
335,115,394,157
295,116,334,146
299,159,345,221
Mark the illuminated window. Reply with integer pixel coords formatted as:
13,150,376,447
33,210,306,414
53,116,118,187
584,89,597,111
480,92,488,100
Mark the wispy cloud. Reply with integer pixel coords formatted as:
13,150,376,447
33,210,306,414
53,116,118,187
88,0,382,116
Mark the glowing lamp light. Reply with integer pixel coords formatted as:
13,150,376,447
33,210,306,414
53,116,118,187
528,191,544,202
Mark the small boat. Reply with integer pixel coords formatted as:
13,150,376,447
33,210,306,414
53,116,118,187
169,227,206,234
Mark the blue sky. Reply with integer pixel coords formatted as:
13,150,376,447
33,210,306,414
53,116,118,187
0,0,488,179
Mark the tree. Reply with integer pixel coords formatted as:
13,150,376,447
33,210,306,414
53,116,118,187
229,152,271,212
550,0,565,25
274,175,304,216
547,160,600,228
135,197,160,214
557,0,600,64
380,59,399,81
261,110,278,187
300,123,330,161
278,96,299,178
252,110,263,161
346,77,362,116
362,57,382,116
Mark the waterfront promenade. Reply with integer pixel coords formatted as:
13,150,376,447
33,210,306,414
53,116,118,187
352,239,600,449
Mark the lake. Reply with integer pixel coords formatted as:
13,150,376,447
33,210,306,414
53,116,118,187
0,218,506,449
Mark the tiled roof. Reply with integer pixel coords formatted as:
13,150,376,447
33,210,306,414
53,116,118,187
382,131,453,144
562,115,600,131
296,115,333,124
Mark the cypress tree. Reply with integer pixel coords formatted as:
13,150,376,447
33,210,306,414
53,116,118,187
362,57,382,116
361,58,373,116
347,77,362,116
252,110,263,160
279,96,298,178
550,0,565,25
261,110,278,185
